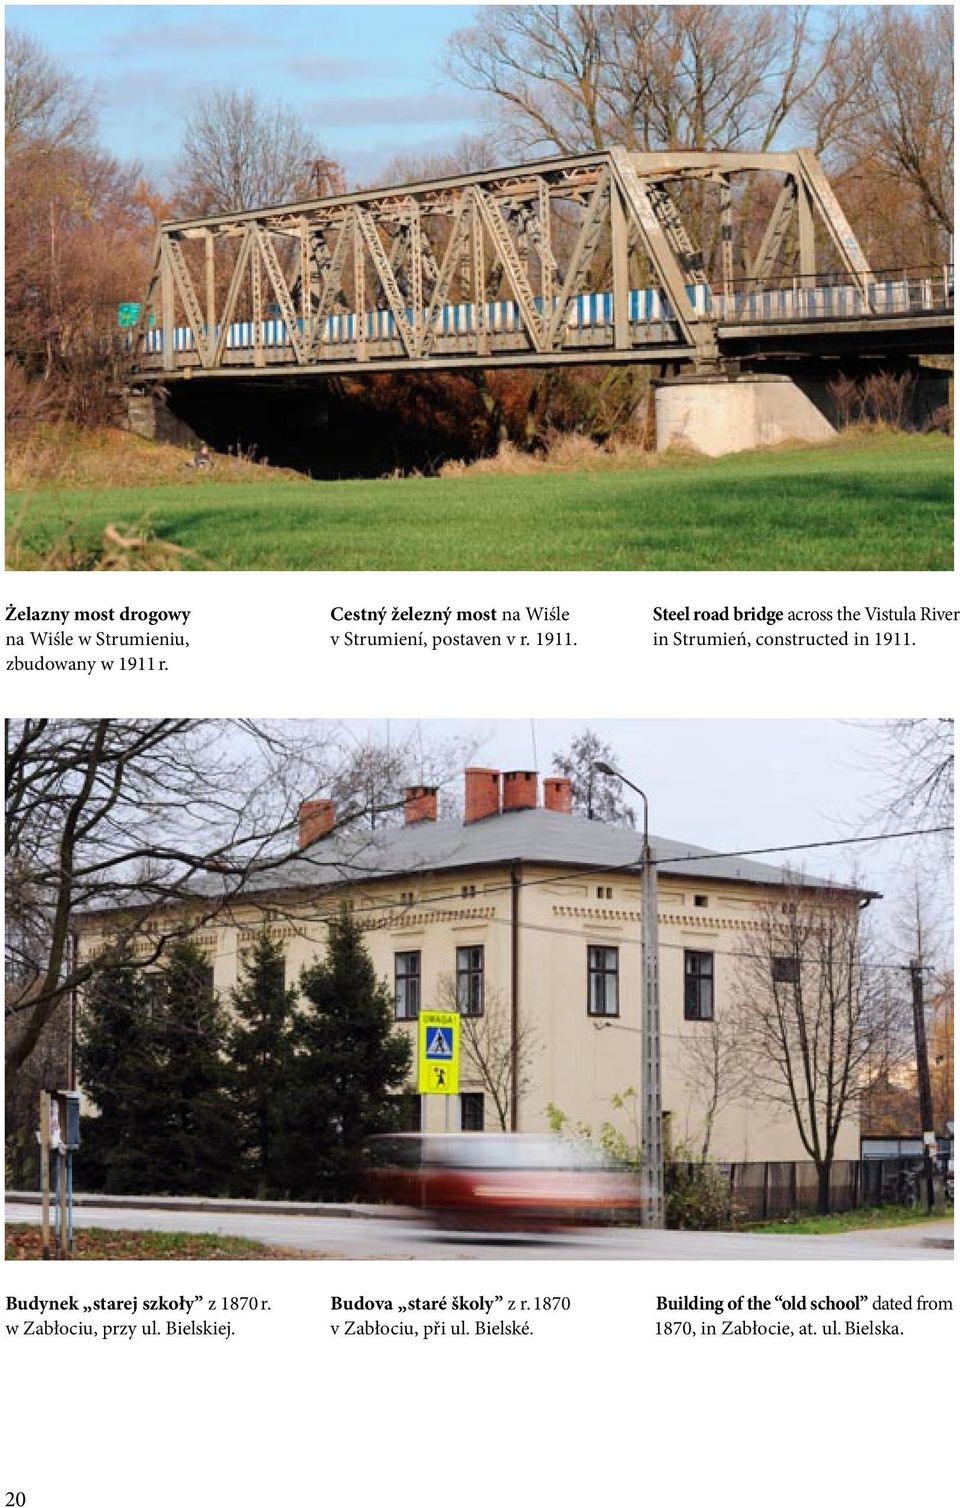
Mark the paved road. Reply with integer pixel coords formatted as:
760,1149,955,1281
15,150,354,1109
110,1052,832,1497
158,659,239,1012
6,1202,952,1260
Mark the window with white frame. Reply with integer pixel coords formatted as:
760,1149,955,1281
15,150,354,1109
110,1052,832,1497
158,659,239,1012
587,945,619,1016
456,945,484,1015
394,951,421,1019
684,950,714,1020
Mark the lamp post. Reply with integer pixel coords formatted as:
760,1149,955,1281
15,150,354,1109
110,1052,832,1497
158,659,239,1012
593,762,663,1228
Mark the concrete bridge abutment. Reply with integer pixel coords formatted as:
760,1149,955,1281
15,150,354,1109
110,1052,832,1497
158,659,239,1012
125,387,204,449
654,372,836,457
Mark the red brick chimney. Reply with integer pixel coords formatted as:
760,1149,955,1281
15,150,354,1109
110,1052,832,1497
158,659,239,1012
298,799,335,847
543,776,573,814
502,770,538,812
404,785,438,825
464,768,501,823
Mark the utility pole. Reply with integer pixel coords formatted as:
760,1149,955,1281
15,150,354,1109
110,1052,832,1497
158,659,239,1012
641,826,662,1227
909,960,937,1212
39,1091,52,1259
306,157,345,199
593,763,663,1227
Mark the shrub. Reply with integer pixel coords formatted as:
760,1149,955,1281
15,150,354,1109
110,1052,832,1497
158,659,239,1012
665,1160,738,1230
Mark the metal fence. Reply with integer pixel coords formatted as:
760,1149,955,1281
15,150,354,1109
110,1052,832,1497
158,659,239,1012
667,1156,951,1221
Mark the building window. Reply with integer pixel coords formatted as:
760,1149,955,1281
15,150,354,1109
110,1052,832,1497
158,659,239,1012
461,884,476,899
460,1093,485,1132
772,955,800,984
394,951,421,1019
596,885,613,900
587,946,619,1016
693,894,709,908
684,950,714,1020
399,890,415,905
456,945,484,1015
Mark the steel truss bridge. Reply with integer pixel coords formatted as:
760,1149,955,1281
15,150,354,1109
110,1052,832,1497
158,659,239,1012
130,147,953,383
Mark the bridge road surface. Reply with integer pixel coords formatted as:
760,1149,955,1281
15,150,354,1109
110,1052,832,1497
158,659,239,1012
6,1201,952,1260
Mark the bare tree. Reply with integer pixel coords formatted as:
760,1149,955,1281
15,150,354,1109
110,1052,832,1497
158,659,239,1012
326,722,483,829
874,719,955,838
5,719,472,1080
435,976,539,1130
675,1014,750,1163
928,970,954,1134
847,8,953,245
5,30,156,427
5,28,93,156
445,6,851,158
171,89,332,215
4,995,70,1186
735,883,885,1212
371,135,500,192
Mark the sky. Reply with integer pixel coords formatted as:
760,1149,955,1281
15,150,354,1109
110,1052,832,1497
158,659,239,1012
330,717,954,958
8,3,487,185
8,4,897,190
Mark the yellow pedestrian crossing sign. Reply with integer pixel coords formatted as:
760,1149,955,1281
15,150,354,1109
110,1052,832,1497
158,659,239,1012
418,1009,460,1095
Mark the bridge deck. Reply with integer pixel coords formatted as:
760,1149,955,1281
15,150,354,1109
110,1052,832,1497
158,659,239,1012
130,302,953,381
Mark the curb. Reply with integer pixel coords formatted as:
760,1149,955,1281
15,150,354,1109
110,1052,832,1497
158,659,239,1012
5,1191,400,1220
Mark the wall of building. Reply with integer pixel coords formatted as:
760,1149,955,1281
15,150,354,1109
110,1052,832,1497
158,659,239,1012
77,857,859,1164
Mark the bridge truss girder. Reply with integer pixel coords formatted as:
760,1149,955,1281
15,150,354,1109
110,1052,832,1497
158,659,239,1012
132,147,876,380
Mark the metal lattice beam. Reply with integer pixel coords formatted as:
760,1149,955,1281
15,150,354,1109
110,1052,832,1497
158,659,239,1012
127,145,928,383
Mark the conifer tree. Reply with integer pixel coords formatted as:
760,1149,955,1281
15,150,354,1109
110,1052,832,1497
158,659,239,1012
77,945,168,1193
155,939,238,1195
227,933,297,1196
277,909,412,1200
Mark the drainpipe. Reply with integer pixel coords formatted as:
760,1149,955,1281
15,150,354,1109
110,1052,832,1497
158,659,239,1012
510,861,521,1131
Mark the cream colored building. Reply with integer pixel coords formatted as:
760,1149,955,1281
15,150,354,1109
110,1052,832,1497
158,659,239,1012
77,766,864,1165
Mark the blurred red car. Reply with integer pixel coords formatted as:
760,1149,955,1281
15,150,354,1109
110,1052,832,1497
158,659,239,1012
363,1133,644,1229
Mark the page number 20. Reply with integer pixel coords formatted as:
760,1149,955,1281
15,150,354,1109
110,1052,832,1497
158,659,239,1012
6,1493,26,1506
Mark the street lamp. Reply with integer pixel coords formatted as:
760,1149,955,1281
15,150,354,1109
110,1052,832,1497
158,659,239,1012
593,762,663,1228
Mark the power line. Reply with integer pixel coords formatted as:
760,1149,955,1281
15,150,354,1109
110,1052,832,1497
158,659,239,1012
650,826,952,869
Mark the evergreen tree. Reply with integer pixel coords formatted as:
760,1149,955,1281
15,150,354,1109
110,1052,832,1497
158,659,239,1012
227,934,298,1196
154,940,238,1195
551,728,637,827
77,945,169,1193
277,909,412,1200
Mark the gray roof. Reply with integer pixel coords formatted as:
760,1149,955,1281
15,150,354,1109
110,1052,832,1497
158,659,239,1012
239,807,845,897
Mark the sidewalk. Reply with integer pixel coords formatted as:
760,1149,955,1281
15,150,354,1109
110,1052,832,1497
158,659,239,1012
5,1190,402,1220
7,1191,952,1248
820,1218,953,1252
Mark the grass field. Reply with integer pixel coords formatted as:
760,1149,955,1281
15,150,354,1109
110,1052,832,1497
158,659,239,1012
741,1206,953,1236
4,1223,312,1259
6,430,951,571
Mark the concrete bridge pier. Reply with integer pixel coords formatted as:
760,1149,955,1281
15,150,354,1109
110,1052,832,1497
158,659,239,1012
654,372,836,456
125,386,203,449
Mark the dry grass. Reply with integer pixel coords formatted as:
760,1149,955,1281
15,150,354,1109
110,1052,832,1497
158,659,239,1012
5,422,302,491
6,506,199,571
439,430,687,477
5,423,307,569
4,1223,328,1260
